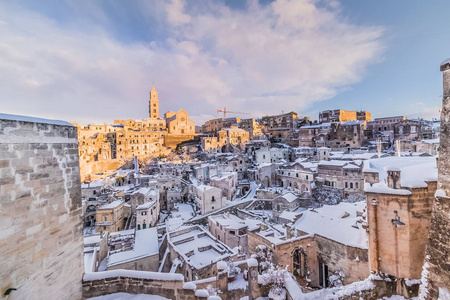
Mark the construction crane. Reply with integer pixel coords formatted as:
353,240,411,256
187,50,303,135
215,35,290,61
217,107,251,118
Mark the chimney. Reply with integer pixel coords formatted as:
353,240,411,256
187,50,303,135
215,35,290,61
387,168,401,189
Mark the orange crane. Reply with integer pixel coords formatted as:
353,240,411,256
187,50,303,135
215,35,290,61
217,107,251,118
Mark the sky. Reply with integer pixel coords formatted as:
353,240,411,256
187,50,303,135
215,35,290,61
1,0,449,125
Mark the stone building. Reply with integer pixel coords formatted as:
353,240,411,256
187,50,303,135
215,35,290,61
208,213,252,255
248,201,368,289
261,111,299,139
210,171,238,201
366,116,407,142
239,118,264,139
201,127,249,153
327,120,367,148
255,147,289,164
195,184,224,214
166,225,236,281
164,109,196,148
414,138,440,156
364,156,437,296
136,199,159,230
95,199,126,233
394,119,423,141
316,160,364,198
202,117,241,134
0,114,83,300
420,58,450,299
275,162,315,194
319,109,371,123
297,123,331,147
107,227,159,272
272,192,301,221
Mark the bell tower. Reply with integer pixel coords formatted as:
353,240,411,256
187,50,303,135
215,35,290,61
149,84,159,119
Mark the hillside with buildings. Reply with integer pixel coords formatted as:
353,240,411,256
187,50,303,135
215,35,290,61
1,59,449,300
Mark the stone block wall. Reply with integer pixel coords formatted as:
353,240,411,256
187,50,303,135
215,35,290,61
421,61,450,299
0,117,84,300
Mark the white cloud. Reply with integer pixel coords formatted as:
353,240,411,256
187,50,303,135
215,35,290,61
0,0,384,125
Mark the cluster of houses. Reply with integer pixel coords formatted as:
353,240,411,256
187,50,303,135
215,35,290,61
81,116,440,298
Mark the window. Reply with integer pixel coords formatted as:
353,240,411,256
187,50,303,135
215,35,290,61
277,204,280,211
345,182,348,188
319,261,329,288
230,230,235,235
350,182,353,189
212,196,215,202
141,211,147,216
355,182,359,189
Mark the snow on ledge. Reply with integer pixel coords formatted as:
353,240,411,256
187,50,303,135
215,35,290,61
435,189,450,199
247,258,258,267
0,113,73,126
364,183,412,196
195,289,209,297
183,282,196,290
83,270,184,281
441,57,450,67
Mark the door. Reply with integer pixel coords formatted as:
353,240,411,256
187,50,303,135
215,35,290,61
319,261,329,288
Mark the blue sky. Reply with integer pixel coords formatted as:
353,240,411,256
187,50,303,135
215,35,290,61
0,0,448,124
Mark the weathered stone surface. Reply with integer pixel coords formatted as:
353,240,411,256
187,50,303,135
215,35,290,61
421,62,450,299
0,118,83,300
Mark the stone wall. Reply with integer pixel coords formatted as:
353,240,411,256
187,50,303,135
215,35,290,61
165,134,196,149
421,61,450,299
0,117,84,300
82,271,192,300
107,254,160,272
83,262,261,300
315,235,369,286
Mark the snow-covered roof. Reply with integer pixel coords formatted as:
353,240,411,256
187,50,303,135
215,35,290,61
318,160,348,167
343,164,360,169
136,200,157,210
196,184,218,192
301,123,331,129
99,199,124,210
168,226,234,270
280,192,298,203
363,156,437,190
210,213,247,230
293,202,367,249
279,210,304,222
0,113,73,126
339,120,366,126
84,235,101,245
107,228,159,267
